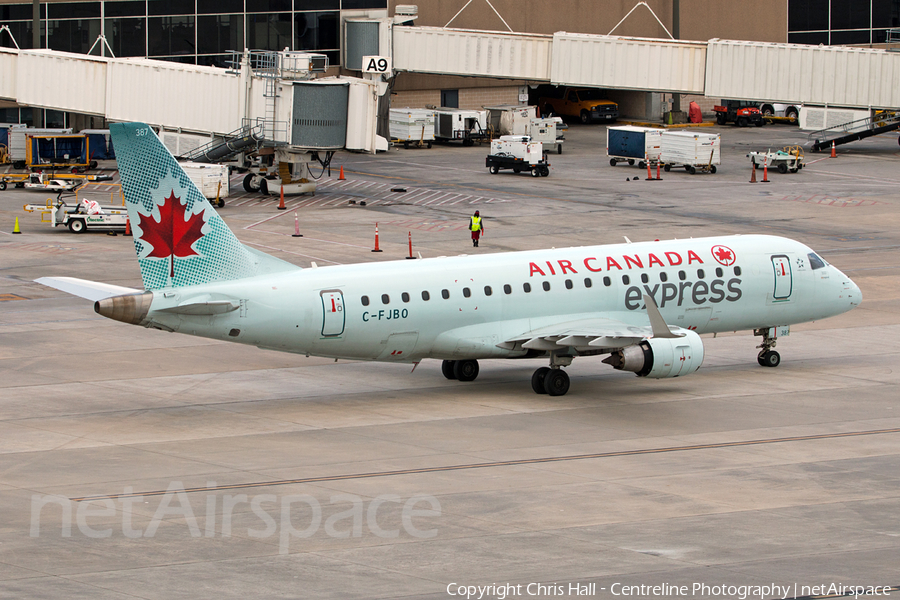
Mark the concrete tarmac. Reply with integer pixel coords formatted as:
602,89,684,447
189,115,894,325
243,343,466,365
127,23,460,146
1,122,899,599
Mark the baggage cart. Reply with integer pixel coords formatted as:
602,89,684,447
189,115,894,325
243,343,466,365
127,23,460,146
607,126,663,168
660,131,720,174
389,108,435,149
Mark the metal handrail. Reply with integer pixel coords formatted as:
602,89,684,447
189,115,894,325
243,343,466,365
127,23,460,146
806,111,900,144
178,123,264,162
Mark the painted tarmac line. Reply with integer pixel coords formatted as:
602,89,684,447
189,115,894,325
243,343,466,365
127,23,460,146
72,426,900,501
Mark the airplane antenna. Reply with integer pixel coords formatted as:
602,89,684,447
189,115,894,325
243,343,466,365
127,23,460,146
623,236,632,244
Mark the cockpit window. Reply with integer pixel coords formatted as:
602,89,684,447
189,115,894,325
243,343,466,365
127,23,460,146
808,252,827,270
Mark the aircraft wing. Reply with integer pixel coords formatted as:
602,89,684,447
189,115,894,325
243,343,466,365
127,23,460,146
35,277,142,302
498,296,684,352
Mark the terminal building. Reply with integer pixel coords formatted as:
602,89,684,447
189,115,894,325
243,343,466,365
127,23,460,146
0,0,897,126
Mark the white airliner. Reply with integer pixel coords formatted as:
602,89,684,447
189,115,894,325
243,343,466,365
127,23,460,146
37,123,862,396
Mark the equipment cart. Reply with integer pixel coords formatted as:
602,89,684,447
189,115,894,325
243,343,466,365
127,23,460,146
24,196,129,233
433,108,489,146
389,108,435,149
746,147,804,173
660,131,720,174
485,136,550,177
607,125,662,168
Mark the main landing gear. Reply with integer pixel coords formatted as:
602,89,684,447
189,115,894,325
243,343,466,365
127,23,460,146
441,356,574,396
441,359,480,382
531,353,573,396
754,328,781,368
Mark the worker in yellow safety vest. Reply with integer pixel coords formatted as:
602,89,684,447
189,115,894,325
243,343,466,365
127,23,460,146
469,210,484,247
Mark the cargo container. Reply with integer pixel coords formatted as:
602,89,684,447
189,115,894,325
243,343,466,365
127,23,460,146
389,108,435,148
8,127,73,168
660,131,720,174
433,108,488,146
607,126,663,168
485,105,536,136
27,134,95,172
179,161,230,206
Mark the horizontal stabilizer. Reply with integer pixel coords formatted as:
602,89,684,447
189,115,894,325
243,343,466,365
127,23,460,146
35,277,142,302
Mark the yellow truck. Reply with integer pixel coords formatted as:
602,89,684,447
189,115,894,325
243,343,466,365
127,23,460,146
538,87,619,124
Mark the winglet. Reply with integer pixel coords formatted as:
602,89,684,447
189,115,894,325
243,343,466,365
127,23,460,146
643,294,681,338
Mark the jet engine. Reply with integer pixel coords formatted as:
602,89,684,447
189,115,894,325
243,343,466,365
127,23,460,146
602,330,704,378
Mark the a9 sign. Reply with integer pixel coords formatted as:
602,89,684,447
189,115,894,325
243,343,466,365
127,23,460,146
362,55,392,74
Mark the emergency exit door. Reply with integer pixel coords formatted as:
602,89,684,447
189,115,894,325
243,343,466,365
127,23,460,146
320,290,345,336
771,255,792,300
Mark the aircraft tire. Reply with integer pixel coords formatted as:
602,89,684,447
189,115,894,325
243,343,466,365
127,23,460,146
544,368,570,397
758,351,781,367
258,178,269,196
441,360,457,380
242,173,256,193
454,359,479,382
531,367,550,394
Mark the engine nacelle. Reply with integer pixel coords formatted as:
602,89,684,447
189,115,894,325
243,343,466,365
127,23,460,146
603,331,704,378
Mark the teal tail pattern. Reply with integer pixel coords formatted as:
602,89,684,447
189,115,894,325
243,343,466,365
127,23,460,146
110,123,296,290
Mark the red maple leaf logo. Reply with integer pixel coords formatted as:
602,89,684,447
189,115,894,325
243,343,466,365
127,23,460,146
711,244,736,266
138,191,206,279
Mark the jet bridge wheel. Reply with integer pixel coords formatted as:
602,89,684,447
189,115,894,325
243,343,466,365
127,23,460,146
531,367,551,394
543,368,570,396
441,360,457,380
453,359,479,382
758,350,781,367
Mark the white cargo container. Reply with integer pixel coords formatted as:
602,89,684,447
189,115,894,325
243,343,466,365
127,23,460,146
528,118,564,154
607,125,663,167
179,162,230,206
660,131,720,174
389,108,435,148
433,108,489,145
485,105,536,136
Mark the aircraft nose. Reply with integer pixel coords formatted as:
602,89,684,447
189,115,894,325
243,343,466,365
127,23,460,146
847,278,862,307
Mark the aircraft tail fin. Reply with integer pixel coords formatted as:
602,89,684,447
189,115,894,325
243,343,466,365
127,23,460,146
109,123,297,290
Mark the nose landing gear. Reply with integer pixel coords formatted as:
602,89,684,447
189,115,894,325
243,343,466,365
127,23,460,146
754,328,782,367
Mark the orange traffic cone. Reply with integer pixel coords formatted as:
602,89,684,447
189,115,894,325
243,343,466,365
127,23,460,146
338,166,346,180
277,185,286,210
830,140,837,158
371,222,382,252
749,163,757,183
124,218,132,236
762,160,770,183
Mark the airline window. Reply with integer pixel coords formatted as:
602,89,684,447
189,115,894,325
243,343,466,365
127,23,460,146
463,287,471,298
523,283,532,293
441,289,450,299
361,295,370,306
659,272,668,282
603,276,611,286
382,294,390,304
640,274,648,284
542,281,551,291
697,269,705,279
678,270,686,281
622,275,630,285
401,292,410,303
484,286,493,296
565,279,573,289
584,278,592,288
808,253,827,270
503,284,512,294
715,267,723,277
422,291,430,301
734,266,742,276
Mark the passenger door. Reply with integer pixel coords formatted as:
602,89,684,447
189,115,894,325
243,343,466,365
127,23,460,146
771,255,793,301
320,289,345,336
